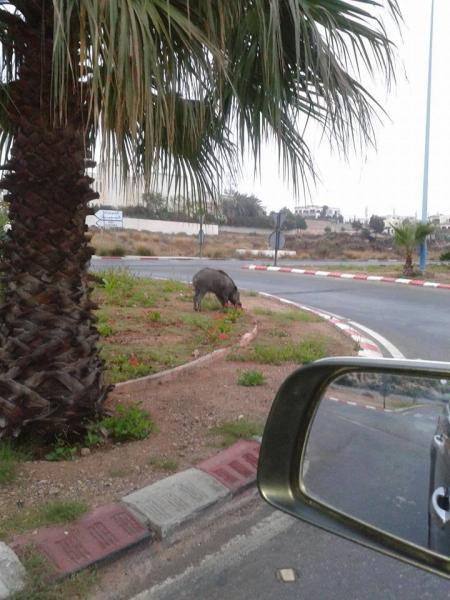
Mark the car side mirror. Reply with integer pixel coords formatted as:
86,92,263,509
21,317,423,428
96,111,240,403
257,357,450,578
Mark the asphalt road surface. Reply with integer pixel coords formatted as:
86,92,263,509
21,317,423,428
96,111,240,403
90,258,450,599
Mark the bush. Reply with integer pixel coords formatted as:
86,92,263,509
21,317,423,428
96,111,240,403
98,245,126,257
238,370,266,386
102,403,155,441
440,250,450,261
136,245,155,256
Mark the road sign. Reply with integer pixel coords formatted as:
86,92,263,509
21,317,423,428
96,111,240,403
268,231,285,250
273,210,287,228
95,209,123,229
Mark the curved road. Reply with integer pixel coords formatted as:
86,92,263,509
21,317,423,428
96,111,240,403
91,258,450,600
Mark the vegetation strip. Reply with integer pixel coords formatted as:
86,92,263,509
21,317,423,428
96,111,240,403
115,324,259,391
244,265,450,290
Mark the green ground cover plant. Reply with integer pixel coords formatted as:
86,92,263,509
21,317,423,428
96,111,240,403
208,419,264,448
238,370,266,386
0,499,88,540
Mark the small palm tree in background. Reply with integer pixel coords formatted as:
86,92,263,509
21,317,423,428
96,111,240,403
0,1,400,441
393,223,434,276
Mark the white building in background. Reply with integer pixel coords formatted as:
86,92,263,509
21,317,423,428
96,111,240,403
295,204,342,220
382,215,416,235
429,213,450,230
88,161,214,211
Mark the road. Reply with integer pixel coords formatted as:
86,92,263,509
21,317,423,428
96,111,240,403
305,399,441,546
90,258,450,599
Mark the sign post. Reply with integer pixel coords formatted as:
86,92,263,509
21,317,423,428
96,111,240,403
269,211,286,266
198,213,205,258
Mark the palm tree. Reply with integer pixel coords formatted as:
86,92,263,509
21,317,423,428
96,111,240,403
393,223,434,276
0,1,400,441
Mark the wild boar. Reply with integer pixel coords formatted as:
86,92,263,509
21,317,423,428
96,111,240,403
192,268,242,311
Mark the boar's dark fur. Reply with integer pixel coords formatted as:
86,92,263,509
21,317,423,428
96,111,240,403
192,268,241,311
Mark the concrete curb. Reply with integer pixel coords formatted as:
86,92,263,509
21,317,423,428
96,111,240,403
244,264,450,291
92,255,203,261
10,441,262,587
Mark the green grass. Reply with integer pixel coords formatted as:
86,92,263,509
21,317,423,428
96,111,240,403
181,314,213,331
252,307,276,316
209,419,264,448
0,499,89,540
101,351,157,383
237,370,266,386
199,294,222,311
268,328,289,338
13,546,97,600
97,321,114,336
102,403,155,441
161,279,189,293
0,442,28,484
148,456,179,472
231,337,328,365
278,310,321,323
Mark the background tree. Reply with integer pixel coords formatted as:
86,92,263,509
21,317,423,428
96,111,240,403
369,215,385,234
271,208,307,231
0,1,400,440
351,219,363,231
393,223,434,276
320,205,329,219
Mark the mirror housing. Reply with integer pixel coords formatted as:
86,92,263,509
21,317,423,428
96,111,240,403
257,357,450,578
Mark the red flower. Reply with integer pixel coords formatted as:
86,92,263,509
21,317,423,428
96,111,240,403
129,355,140,366
218,333,228,340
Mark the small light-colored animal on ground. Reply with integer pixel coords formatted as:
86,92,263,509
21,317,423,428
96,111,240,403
192,268,242,311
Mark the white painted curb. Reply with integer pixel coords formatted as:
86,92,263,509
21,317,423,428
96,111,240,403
245,265,450,291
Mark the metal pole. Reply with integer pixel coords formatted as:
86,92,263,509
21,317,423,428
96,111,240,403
420,0,435,272
274,212,281,267
199,214,204,259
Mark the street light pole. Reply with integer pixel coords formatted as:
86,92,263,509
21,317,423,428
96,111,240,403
419,0,435,272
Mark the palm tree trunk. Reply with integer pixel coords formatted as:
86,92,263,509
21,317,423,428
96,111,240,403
0,9,110,440
403,249,414,277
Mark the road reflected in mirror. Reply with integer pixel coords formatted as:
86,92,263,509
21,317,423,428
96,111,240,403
302,371,450,556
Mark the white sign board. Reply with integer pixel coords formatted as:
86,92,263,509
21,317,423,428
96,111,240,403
95,210,123,229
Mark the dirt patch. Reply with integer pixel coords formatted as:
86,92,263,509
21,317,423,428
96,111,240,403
0,295,355,541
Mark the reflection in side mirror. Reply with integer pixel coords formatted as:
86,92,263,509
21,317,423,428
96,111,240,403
303,371,450,556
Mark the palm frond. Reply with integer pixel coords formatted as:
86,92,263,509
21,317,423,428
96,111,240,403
0,0,401,206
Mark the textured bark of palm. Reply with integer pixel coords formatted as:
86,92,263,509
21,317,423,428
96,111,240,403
0,8,110,439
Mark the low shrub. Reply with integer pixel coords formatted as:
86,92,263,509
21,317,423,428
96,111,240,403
440,250,450,261
238,370,266,386
135,245,155,256
102,403,155,441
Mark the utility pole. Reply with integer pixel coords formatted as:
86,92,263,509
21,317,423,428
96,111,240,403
420,0,435,272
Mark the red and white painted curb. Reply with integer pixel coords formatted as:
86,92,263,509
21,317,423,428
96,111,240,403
92,255,201,261
257,291,404,360
245,264,450,291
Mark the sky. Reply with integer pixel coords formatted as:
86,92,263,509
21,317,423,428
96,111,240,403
237,1,450,220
